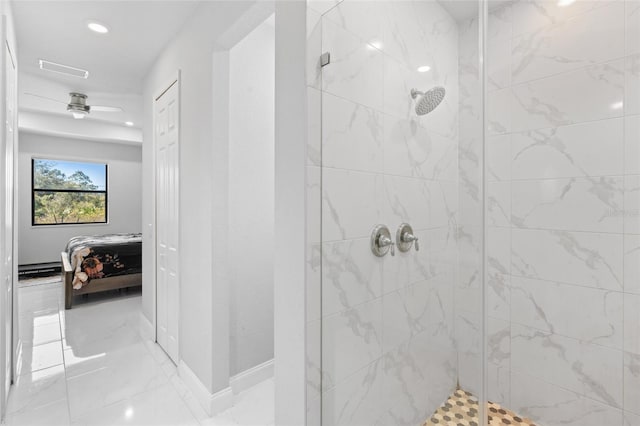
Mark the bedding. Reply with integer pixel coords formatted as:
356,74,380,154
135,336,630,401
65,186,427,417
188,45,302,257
65,233,142,290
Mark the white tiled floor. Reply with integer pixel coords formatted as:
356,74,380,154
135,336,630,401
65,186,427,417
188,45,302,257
3,279,274,426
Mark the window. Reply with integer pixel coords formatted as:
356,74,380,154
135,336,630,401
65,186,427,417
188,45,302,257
32,158,108,225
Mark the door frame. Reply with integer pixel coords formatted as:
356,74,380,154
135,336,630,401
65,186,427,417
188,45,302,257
152,71,181,360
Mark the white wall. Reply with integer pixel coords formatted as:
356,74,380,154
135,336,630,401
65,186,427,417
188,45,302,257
142,0,274,401
17,132,142,265
228,17,274,377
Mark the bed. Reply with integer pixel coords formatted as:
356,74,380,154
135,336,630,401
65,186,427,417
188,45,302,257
61,233,142,309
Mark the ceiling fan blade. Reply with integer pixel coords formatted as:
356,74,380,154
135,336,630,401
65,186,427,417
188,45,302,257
24,92,67,104
91,105,123,112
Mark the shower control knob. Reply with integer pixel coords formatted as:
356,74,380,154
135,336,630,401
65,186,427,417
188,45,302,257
371,225,395,257
396,223,419,253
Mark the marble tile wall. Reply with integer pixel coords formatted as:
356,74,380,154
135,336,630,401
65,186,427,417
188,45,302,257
306,1,461,425
457,0,640,424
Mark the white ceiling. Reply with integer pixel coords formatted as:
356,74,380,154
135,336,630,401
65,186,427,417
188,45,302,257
12,0,201,93
12,0,201,128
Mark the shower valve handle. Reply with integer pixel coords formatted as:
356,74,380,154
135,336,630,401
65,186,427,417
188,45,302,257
402,232,419,251
396,223,419,253
379,235,395,256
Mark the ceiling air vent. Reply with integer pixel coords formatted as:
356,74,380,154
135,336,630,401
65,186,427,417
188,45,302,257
38,59,89,79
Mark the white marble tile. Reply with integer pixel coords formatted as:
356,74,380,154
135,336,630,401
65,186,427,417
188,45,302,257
321,360,384,426
321,17,384,112
511,276,623,348
66,341,169,419
455,311,483,397
322,238,383,316
511,370,624,426
626,115,640,175
321,298,383,390
487,227,511,321
5,399,70,426
382,277,453,354
625,234,640,294
511,324,623,407
383,114,457,181
511,177,624,233
381,0,458,75
511,60,625,132
70,383,198,426
511,228,623,290
488,317,511,369
307,0,342,16
625,410,640,426
511,0,619,37
625,293,640,354
488,35,511,91
20,321,62,348
487,87,512,135
16,341,64,377
511,2,624,84
306,242,321,323
625,175,640,234
488,181,511,228
322,0,386,50
487,134,511,182
380,332,455,425
307,167,321,247
322,91,383,173
307,9,322,90
511,118,624,179
382,175,431,231
306,319,322,403
625,351,640,416
322,168,383,242
307,87,321,166
488,2,513,40
62,297,143,354
6,365,67,416
488,363,510,407
382,55,439,121
627,54,640,116
200,379,275,426
628,0,640,55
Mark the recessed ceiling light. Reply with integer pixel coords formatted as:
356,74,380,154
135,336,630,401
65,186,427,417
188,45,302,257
557,0,575,6
611,101,624,110
125,121,134,127
87,21,109,34
417,65,431,73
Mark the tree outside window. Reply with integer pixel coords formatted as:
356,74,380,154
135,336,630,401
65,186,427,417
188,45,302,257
32,159,107,225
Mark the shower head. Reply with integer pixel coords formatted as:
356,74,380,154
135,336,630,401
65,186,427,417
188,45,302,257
411,86,446,116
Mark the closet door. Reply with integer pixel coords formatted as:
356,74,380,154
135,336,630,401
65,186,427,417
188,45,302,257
155,78,180,363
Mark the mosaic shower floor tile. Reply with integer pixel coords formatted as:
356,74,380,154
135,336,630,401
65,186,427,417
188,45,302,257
424,389,537,426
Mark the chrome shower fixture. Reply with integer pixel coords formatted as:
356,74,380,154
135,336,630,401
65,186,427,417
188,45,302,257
411,86,446,116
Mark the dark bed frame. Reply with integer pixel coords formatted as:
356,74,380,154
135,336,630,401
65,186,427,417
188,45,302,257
61,251,142,309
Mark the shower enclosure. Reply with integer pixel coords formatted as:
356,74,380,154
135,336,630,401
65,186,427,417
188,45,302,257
305,0,640,425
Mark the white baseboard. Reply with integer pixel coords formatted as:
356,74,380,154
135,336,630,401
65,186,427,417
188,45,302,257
230,359,274,395
138,312,154,341
178,361,233,416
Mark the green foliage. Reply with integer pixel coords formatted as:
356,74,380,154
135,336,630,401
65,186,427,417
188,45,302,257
33,161,106,225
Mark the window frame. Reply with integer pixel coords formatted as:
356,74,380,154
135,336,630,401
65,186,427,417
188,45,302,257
31,158,109,226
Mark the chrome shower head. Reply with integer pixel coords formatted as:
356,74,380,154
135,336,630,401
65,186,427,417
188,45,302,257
411,86,446,116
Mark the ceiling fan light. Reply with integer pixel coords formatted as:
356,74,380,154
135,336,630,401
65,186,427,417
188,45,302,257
72,111,86,119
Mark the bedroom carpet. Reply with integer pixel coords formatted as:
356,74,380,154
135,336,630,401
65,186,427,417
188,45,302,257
5,278,274,426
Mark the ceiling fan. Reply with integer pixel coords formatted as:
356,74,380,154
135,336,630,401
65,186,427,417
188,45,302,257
24,91,123,119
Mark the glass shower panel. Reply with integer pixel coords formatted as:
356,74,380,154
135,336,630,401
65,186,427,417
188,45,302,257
484,0,640,425
313,1,485,425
